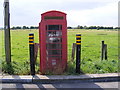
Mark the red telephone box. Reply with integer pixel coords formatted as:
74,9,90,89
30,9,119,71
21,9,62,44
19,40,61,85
39,10,67,74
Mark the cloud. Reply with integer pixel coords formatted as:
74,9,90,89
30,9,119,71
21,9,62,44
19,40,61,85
67,2,118,27
0,0,118,27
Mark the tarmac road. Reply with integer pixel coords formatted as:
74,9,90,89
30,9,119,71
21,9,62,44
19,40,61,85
1,81,119,89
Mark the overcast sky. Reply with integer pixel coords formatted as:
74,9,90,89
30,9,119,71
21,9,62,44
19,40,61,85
0,0,119,27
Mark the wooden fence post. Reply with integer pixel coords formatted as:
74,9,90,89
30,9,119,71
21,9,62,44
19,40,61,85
34,43,39,62
101,41,107,60
104,44,107,60
71,43,76,61
101,41,104,60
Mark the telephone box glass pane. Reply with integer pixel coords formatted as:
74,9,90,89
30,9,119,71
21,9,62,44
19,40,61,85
47,31,62,37
46,37,62,43
47,25,62,30
47,50,62,55
47,44,62,49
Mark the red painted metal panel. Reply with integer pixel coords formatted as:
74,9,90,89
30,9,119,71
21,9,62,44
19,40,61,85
39,10,67,74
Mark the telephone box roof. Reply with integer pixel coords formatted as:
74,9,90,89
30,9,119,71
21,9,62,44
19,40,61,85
41,10,67,15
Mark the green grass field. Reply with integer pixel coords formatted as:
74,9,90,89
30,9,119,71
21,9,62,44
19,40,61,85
0,29,118,75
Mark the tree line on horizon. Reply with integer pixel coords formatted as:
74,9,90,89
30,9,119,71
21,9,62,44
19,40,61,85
68,25,119,30
11,26,39,30
0,25,119,30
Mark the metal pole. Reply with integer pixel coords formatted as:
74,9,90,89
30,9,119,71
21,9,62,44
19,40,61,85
76,34,81,74
4,0,11,64
29,33,35,75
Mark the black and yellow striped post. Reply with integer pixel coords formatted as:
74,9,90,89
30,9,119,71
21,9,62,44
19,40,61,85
76,33,81,74
29,33,35,75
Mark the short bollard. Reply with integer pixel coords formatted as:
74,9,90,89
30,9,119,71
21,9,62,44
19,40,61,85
29,33,35,75
76,34,81,74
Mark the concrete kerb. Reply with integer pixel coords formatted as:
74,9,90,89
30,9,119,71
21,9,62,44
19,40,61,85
1,73,119,83
32,73,119,83
2,75,33,83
